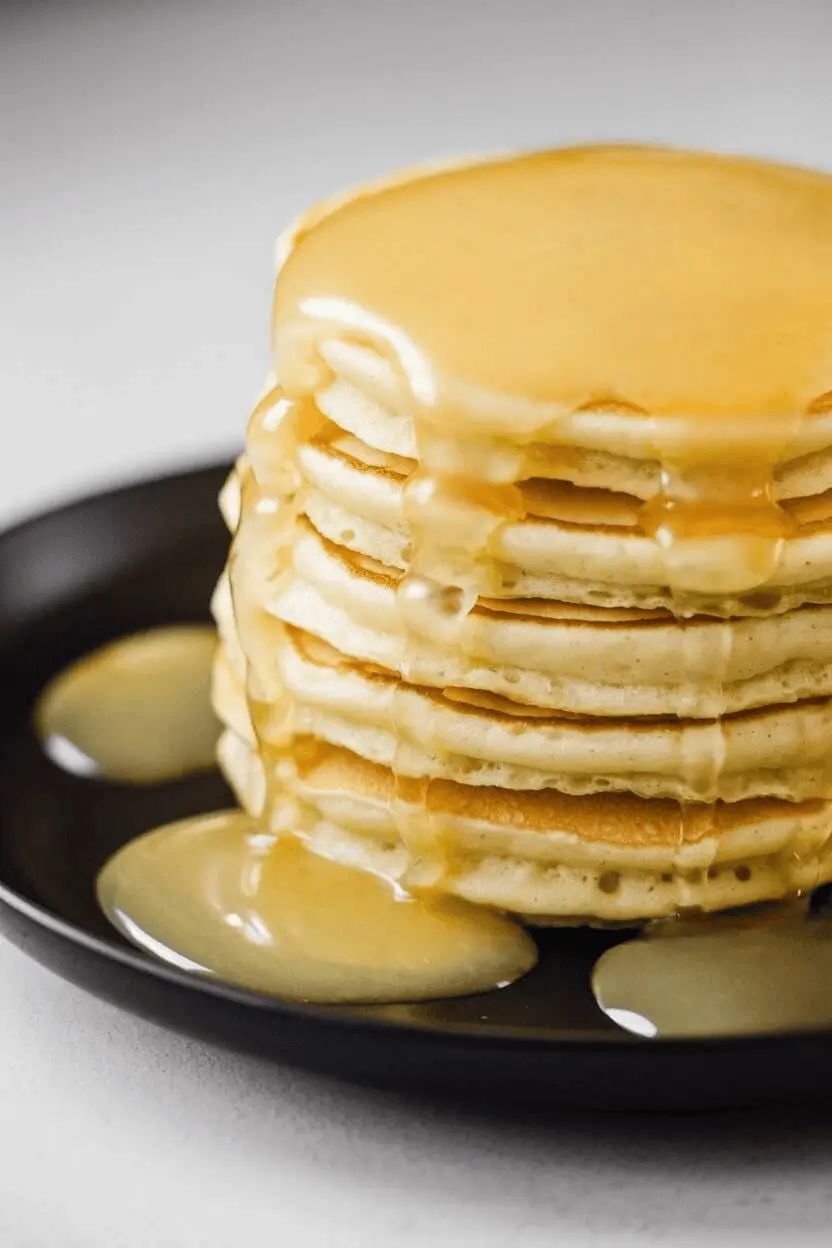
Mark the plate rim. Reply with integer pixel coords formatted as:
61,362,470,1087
5,869,828,1055
0,453,236,548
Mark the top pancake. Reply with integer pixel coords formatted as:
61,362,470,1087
267,145,832,605
275,145,832,447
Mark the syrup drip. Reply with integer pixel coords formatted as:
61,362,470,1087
228,381,327,828
642,441,801,602
644,423,807,901
392,424,528,887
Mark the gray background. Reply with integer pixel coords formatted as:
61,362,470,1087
2,1,832,1243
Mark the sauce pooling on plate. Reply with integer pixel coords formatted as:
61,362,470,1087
97,810,537,1003
592,902,832,1036
36,626,219,784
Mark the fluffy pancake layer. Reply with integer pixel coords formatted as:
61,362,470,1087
216,727,832,923
212,628,832,803
315,345,832,499
291,414,832,616
252,517,832,718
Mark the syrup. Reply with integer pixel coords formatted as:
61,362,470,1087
97,810,536,1002
36,626,218,784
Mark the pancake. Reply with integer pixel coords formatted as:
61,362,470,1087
276,148,832,435
300,422,832,528
212,632,832,803
255,514,832,718
315,362,832,501
291,429,832,615
218,729,832,923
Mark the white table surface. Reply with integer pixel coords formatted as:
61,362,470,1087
3,1,832,1243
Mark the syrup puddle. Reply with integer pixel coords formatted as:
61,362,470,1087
36,626,219,784
97,811,537,1003
592,902,832,1036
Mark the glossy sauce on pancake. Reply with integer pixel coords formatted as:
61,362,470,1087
272,144,832,894
275,145,832,604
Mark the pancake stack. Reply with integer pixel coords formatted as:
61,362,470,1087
212,145,832,923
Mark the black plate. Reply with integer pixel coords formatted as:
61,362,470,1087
2,462,832,1112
